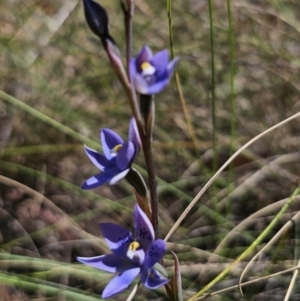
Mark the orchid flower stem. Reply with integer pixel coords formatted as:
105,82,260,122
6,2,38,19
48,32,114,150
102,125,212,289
123,0,134,78
143,140,158,237
120,0,145,139
140,94,159,238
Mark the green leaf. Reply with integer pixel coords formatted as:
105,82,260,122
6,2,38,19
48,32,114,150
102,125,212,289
171,251,183,301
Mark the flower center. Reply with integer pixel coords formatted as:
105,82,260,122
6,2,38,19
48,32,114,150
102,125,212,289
141,62,155,76
128,241,140,251
126,241,144,265
110,144,122,157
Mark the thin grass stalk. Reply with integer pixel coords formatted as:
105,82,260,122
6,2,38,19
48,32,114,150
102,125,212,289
283,203,300,301
166,0,199,158
208,0,218,221
226,0,236,215
188,184,300,301
283,259,300,301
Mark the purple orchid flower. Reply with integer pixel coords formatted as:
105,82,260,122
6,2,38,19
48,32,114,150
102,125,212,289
82,118,141,189
77,204,169,299
130,45,179,95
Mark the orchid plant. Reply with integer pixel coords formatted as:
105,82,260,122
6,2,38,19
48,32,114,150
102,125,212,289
79,0,181,299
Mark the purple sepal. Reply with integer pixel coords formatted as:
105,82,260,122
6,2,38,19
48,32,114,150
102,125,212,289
128,117,141,153
134,204,154,251
136,46,153,69
144,239,167,269
84,145,111,171
101,128,124,160
151,49,169,70
77,254,135,273
102,267,140,299
146,79,169,95
81,166,120,190
100,223,133,256
116,141,135,170
141,268,169,289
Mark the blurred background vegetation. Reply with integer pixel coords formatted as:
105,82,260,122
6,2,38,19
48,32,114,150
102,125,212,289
0,0,300,300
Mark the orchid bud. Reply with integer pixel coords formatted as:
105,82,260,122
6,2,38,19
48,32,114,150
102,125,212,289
83,0,114,46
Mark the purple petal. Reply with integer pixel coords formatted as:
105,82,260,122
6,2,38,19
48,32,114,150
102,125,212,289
109,168,130,185
134,204,154,251
77,254,134,273
154,66,169,83
100,223,133,256
134,74,149,94
84,145,111,171
116,141,135,170
129,58,137,84
81,173,109,190
136,46,153,70
81,167,120,189
151,49,169,70
141,268,169,289
102,267,140,299
101,128,124,160
146,78,169,95
167,57,179,79
144,239,167,269
128,117,141,153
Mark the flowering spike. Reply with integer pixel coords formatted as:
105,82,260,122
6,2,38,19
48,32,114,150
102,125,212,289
77,204,168,298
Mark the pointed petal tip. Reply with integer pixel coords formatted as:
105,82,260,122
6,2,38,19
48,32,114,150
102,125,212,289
135,45,153,67
144,239,167,269
167,56,180,77
134,204,155,251
109,169,130,185
128,117,141,151
81,172,110,190
141,268,169,289
102,267,140,299
139,45,153,59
